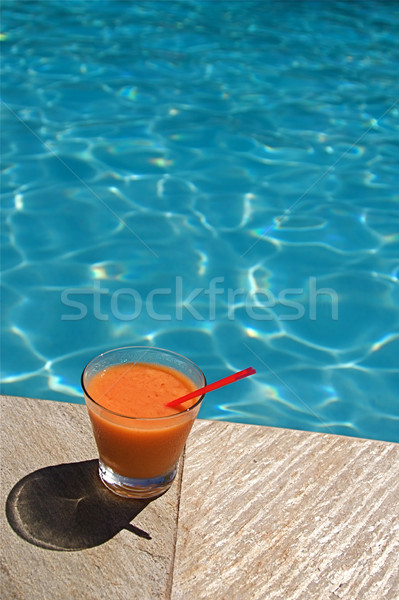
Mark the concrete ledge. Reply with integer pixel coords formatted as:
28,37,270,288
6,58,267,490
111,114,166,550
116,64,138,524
1,395,398,599
173,421,399,600
1,396,181,600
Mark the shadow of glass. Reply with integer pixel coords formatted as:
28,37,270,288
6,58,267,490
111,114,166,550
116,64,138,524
6,459,153,551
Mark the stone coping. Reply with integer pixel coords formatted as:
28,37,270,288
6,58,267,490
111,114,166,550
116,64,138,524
1,395,398,599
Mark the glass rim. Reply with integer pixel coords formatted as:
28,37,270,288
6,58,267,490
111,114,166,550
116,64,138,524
81,345,206,421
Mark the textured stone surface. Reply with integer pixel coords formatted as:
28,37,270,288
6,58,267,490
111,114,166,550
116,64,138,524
1,395,181,600
2,396,399,600
172,420,399,600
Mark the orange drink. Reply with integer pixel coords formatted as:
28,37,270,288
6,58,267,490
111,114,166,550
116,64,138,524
82,347,205,498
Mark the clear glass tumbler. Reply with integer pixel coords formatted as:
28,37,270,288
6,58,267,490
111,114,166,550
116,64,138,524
81,346,205,499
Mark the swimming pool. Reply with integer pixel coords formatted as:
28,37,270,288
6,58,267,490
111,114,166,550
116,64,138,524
1,0,398,443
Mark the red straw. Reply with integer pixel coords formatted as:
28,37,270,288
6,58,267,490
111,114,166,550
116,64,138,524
165,367,256,408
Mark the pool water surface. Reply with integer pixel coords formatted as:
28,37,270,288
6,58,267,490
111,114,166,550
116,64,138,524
1,0,399,442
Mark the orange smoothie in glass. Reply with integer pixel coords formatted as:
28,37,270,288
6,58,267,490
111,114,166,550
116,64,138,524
82,346,205,498
86,362,198,479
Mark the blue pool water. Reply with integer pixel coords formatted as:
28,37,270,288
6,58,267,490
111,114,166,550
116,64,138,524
1,0,398,443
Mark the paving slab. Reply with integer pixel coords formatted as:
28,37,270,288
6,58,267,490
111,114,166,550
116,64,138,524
172,420,399,600
0,395,181,600
1,395,399,600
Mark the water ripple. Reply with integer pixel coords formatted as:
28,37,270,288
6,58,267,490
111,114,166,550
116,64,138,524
1,0,399,443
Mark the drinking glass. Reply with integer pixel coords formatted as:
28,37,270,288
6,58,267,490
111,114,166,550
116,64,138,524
82,346,205,499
